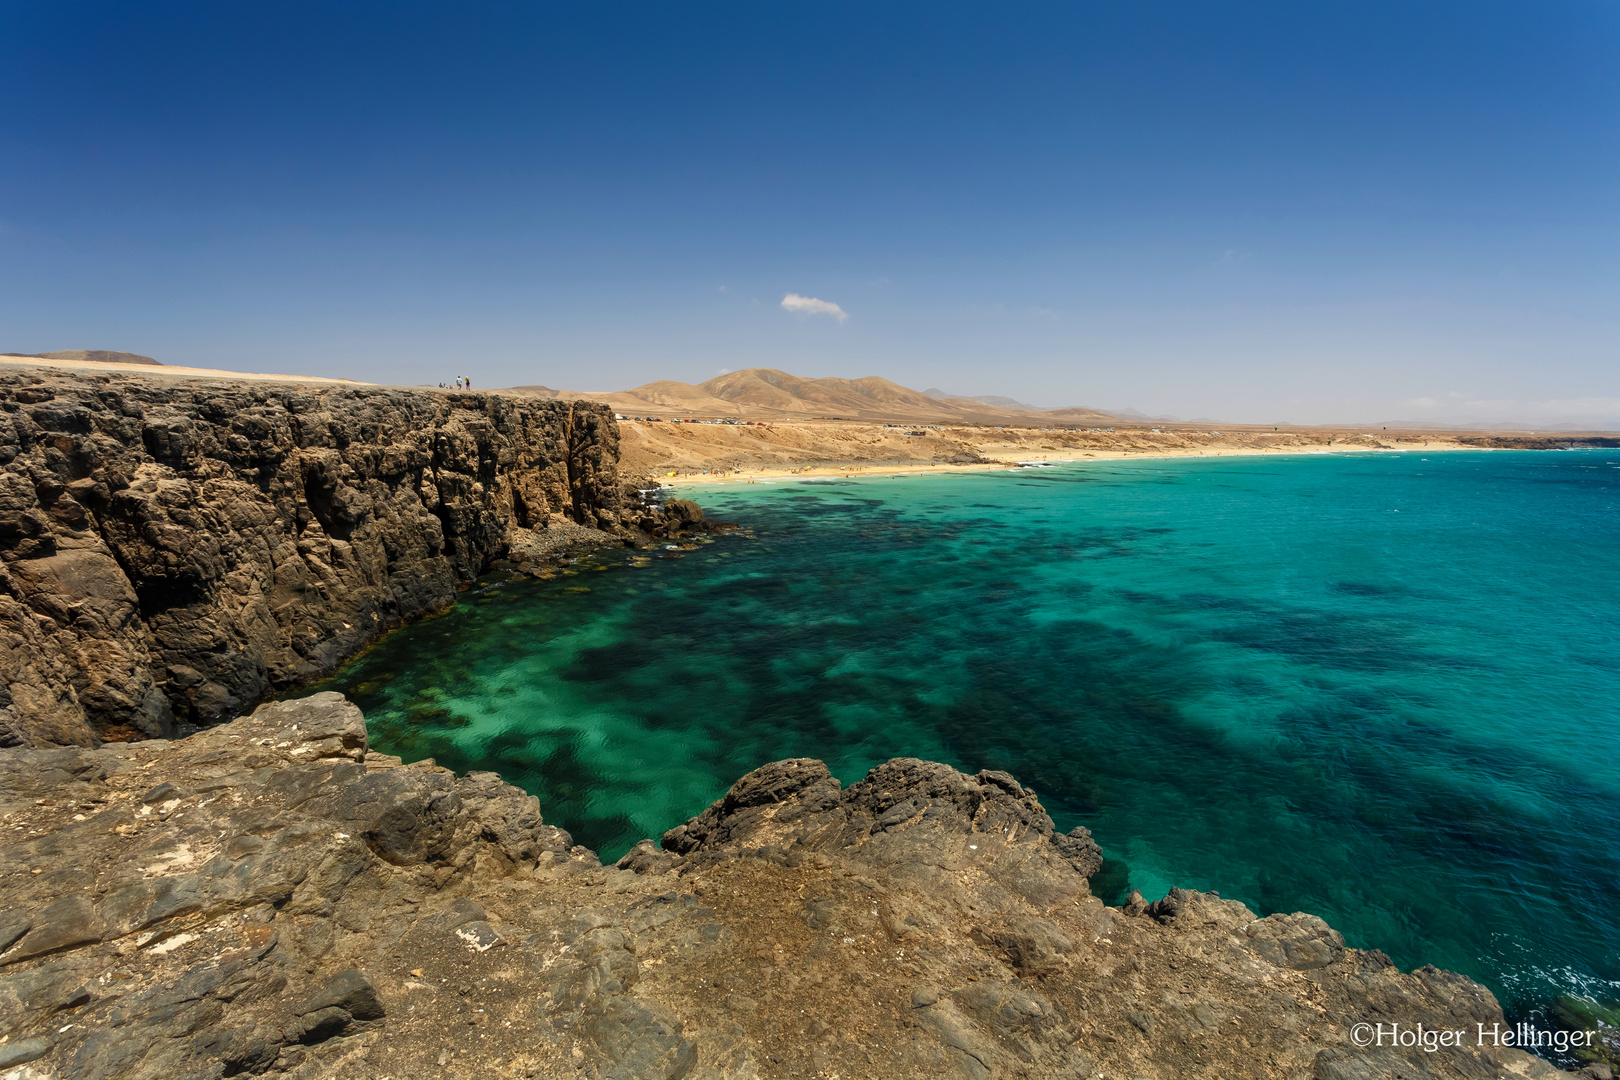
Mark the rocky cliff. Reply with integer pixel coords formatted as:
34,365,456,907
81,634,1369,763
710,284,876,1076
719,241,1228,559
0,694,1585,1080
0,370,623,747
1458,436,1620,449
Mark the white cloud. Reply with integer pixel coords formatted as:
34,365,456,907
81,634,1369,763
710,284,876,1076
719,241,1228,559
781,293,847,322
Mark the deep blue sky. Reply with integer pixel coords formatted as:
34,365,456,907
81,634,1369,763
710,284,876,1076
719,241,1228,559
3,1,1616,425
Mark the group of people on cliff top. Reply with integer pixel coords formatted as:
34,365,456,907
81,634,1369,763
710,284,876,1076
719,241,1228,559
438,376,472,390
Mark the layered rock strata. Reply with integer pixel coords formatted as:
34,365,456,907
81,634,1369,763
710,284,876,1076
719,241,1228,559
0,694,1575,1080
0,370,623,747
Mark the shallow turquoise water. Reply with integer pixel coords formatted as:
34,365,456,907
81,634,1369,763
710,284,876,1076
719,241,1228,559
311,450,1620,1016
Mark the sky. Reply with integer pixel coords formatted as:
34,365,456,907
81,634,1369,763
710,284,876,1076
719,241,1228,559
2,1,1616,427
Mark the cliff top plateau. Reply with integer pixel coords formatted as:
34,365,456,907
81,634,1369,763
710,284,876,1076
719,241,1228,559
2,352,163,367
0,692,1590,1080
0,355,377,387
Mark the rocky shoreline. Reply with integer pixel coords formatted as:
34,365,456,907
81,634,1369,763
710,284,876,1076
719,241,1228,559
0,370,710,749
2,371,1606,1079
0,693,1585,1079
3,365,1601,750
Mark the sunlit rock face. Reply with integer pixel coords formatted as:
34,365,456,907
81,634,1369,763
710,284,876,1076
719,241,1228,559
0,694,1571,1080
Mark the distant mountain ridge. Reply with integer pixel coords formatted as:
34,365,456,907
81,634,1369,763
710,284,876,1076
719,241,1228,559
921,386,1176,422
552,368,1122,425
922,388,1048,412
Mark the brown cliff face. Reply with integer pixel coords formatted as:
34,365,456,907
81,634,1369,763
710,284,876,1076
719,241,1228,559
0,370,622,747
0,695,1578,1080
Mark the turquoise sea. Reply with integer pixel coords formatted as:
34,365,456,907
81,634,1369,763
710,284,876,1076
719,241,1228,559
311,450,1620,1022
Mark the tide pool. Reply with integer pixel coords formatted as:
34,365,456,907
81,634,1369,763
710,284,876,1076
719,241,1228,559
309,450,1620,1019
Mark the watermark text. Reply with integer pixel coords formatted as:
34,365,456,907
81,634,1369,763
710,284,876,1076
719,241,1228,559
1349,1022,1593,1054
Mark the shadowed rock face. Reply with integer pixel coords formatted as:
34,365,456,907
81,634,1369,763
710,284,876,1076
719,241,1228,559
0,371,621,746
0,694,1577,1080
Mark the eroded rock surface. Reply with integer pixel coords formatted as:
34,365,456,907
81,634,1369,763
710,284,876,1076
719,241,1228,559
0,694,1574,1079
0,370,622,746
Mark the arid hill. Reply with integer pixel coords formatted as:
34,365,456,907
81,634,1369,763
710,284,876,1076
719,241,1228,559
581,379,740,415
560,367,1122,426
506,384,561,398
924,388,1046,411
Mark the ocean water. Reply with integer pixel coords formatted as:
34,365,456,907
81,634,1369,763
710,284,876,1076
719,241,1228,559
310,450,1620,1018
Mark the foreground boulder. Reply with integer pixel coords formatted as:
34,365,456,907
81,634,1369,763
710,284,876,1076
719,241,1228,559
0,694,1573,1079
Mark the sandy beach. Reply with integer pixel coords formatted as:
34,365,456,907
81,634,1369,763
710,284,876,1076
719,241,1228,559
653,450,1478,487
624,418,1480,486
